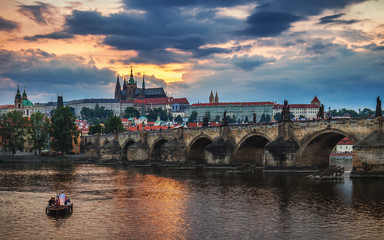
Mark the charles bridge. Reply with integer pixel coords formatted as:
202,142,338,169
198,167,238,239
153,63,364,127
84,117,384,175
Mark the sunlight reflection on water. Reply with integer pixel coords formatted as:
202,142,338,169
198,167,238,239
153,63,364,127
1,163,384,239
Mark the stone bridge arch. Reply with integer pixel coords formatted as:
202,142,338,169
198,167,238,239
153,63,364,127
234,132,273,165
100,138,121,161
150,138,168,162
187,135,214,164
122,139,136,161
296,128,358,168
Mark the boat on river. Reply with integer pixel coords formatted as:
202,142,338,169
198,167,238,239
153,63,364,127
46,203,73,215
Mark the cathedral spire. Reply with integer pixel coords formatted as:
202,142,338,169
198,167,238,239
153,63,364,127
215,91,219,103
22,86,28,100
15,85,21,100
116,74,121,86
209,91,214,103
142,74,145,90
114,74,122,100
129,65,135,84
130,66,133,78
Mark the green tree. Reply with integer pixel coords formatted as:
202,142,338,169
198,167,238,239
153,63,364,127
175,115,183,124
214,115,221,122
188,111,198,123
123,107,140,118
227,115,237,124
299,115,305,119
28,112,50,155
80,107,93,119
51,106,79,155
260,113,266,123
360,108,374,117
168,112,173,122
89,124,104,135
265,114,271,122
80,104,114,124
274,112,282,122
146,108,168,122
0,111,27,155
244,116,249,123
289,113,295,120
104,115,124,134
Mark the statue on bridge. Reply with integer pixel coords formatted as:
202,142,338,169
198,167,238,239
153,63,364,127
317,104,324,119
281,100,291,122
222,111,228,126
202,116,209,127
253,112,257,123
376,96,382,117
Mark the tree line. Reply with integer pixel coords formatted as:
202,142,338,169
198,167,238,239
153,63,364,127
0,107,79,156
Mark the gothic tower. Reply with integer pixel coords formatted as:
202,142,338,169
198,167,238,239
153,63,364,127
123,75,128,94
22,87,27,100
14,85,22,111
140,74,145,98
114,74,122,100
209,91,214,103
215,91,219,103
126,66,137,100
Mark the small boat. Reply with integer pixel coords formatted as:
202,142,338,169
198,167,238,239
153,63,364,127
46,203,73,215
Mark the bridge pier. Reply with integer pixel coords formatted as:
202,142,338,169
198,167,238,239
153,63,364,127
264,137,299,170
205,139,234,165
160,139,187,163
264,122,301,171
351,130,384,177
127,141,150,161
85,135,100,159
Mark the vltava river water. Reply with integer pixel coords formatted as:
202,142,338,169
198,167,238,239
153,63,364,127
1,162,384,239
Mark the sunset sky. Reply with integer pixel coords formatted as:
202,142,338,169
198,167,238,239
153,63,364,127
0,0,383,109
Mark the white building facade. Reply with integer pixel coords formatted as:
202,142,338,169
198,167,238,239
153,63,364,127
273,96,321,120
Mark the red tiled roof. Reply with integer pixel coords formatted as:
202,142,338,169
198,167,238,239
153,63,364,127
0,105,14,109
120,100,135,103
172,98,189,104
191,101,275,107
135,97,173,105
273,104,319,109
311,96,320,103
338,137,354,145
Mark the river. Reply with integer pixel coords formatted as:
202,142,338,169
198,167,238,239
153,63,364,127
1,162,384,239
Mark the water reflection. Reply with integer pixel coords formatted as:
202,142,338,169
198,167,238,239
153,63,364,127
110,170,189,239
1,163,384,239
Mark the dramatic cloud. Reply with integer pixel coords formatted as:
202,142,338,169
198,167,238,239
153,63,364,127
24,31,74,41
1,0,383,109
241,11,304,37
232,54,275,71
17,2,56,25
0,17,19,32
0,48,115,102
358,43,384,51
318,13,360,25
257,0,368,16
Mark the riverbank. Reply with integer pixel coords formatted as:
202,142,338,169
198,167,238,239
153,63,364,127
0,154,98,164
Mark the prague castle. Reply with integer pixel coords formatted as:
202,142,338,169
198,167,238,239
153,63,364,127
114,67,167,101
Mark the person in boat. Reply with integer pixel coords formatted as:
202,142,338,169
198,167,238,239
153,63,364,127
48,197,55,206
58,191,67,205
